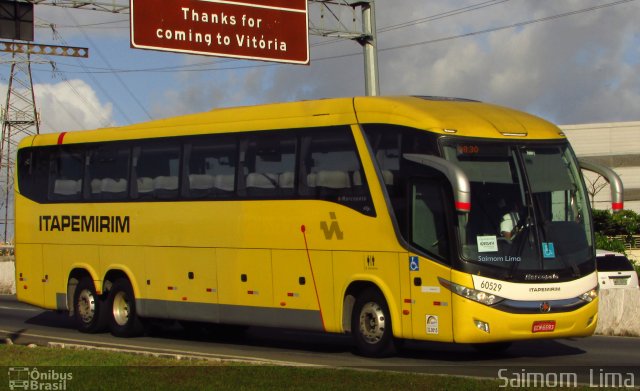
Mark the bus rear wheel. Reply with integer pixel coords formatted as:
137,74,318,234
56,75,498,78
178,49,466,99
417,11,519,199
351,288,397,357
74,277,107,333
107,278,144,337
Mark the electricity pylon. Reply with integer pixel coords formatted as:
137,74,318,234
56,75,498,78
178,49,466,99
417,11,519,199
0,42,88,242
0,49,38,242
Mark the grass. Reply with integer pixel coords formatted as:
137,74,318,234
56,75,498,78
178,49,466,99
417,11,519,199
0,344,507,391
0,344,606,390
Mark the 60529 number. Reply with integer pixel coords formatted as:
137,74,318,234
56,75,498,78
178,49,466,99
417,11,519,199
480,280,502,292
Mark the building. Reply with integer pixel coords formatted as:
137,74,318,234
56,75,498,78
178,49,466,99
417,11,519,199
560,121,640,213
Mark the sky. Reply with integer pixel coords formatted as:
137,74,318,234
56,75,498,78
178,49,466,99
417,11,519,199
2,0,639,134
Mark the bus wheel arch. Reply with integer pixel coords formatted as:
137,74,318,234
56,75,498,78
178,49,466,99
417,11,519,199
343,281,398,357
103,269,130,296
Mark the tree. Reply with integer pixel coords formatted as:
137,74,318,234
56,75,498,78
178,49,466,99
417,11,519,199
592,209,640,250
584,174,609,209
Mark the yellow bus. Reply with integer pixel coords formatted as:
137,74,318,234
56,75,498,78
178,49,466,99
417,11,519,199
14,96,623,356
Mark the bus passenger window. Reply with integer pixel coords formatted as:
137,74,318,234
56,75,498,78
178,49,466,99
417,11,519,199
17,148,50,203
186,136,237,198
49,148,84,202
87,144,130,201
301,127,374,216
240,132,296,198
133,143,181,200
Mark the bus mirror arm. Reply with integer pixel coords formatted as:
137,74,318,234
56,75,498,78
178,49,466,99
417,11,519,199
403,153,471,213
578,158,624,213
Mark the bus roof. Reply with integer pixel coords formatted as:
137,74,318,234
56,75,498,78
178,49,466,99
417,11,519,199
20,96,564,148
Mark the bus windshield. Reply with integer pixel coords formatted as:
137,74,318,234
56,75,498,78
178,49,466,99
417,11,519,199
441,140,594,279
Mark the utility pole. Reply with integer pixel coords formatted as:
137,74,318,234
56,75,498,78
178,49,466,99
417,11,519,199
308,0,380,96
359,1,379,96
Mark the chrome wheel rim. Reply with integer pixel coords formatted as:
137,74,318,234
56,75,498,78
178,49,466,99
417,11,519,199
112,291,130,326
77,289,96,324
358,302,386,344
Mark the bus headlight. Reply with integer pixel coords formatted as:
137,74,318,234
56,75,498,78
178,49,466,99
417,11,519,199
578,286,598,302
439,278,504,306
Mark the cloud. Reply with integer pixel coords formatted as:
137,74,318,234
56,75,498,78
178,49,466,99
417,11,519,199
27,0,640,126
33,79,115,133
186,0,637,125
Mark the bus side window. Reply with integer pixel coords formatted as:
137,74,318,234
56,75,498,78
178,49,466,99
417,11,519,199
239,132,296,198
301,127,374,216
185,135,237,199
133,142,181,200
49,148,85,202
86,144,130,201
17,147,50,203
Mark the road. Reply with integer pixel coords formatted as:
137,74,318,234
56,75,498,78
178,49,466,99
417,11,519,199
1,294,639,386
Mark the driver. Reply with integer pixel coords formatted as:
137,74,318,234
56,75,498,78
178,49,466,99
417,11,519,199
500,211,519,239
498,198,520,240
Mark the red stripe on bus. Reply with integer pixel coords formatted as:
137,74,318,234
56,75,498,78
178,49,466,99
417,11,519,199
301,224,326,331
57,132,67,145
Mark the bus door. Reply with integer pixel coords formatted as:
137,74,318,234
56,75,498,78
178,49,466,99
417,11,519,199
407,178,454,342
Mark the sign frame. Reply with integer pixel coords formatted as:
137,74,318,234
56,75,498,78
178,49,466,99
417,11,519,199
0,0,34,42
130,0,309,65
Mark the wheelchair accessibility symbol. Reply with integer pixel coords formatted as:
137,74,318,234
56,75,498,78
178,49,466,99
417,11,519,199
409,256,420,271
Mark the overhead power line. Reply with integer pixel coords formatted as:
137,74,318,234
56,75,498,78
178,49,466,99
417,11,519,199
378,0,512,33
380,0,639,53
313,0,512,48
48,23,134,124
43,0,639,75
64,8,152,121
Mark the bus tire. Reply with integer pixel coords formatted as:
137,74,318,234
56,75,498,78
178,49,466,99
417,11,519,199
74,277,107,333
351,288,397,357
108,278,144,337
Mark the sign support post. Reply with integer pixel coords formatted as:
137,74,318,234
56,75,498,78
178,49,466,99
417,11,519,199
359,1,379,96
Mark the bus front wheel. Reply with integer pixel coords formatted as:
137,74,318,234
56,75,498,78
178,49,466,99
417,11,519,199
73,277,107,333
351,288,397,357
107,278,144,337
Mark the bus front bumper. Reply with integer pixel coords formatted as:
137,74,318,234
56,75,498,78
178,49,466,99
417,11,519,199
451,296,598,343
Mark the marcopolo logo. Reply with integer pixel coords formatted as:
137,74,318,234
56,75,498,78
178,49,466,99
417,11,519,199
8,367,73,390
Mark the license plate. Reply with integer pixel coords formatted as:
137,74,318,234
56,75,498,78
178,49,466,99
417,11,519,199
613,279,628,286
532,320,556,333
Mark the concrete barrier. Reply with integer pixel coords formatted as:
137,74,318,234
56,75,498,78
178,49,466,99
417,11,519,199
595,288,640,337
0,258,15,295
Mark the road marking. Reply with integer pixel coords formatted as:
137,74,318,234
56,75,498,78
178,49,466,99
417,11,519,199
0,305,40,312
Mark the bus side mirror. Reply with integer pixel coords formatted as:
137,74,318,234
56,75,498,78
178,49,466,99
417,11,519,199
578,158,624,213
403,154,471,214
